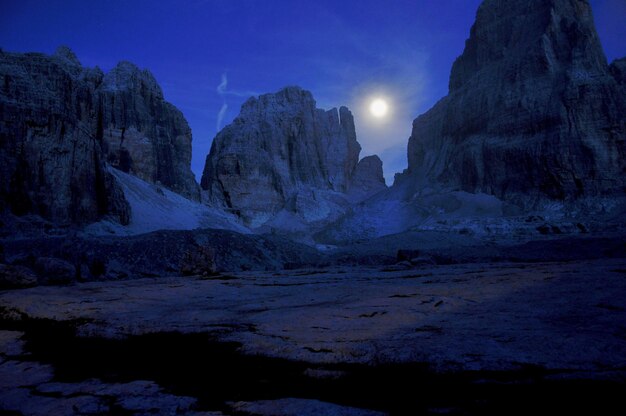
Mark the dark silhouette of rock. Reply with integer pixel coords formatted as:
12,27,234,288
0,46,201,227
401,0,626,208
201,86,385,227
0,47,130,225
609,57,626,86
180,245,217,276
348,155,387,202
34,257,76,285
0,264,37,289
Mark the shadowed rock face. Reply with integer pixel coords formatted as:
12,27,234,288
403,0,626,207
99,61,200,201
201,86,382,226
348,155,387,202
0,47,200,225
0,47,130,225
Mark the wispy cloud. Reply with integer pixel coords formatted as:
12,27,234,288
217,73,228,94
215,72,258,132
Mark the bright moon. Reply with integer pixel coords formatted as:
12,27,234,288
369,99,389,118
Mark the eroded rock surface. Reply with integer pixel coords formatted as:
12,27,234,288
348,155,387,203
99,61,199,201
201,86,386,227
2,258,625,372
0,47,130,225
0,46,200,227
402,0,626,207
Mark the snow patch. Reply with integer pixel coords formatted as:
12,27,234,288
83,168,249,236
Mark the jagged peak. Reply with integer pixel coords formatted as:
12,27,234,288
239,86,317,119
101,60,163,97
448,0,606,93
53,45,81,66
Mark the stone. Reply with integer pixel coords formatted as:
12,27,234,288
0,46,201,228
230,398,387,416
609,57,626,85
0,360,54,389
201,86,382,227
3,228,323,278
99,61,200,201
400,0,626,208
180,245,218,276
34,257,76,285
396,249,421,263
0,264,37,289
348,155,387,202
0,331,25,357
0,47,131,225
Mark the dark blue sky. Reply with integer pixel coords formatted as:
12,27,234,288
1,0,625,182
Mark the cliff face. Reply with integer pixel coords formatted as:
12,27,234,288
0,47,130,225
99,62,199,201
404,0,625,206
347,155,387,202
201,86,384,227
0,47,200,225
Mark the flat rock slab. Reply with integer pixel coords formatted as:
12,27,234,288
1,259,626,374
231,398,387,416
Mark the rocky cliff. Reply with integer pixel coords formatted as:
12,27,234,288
347,155,387,202
201,86,385,227
0,47,199,226
403,0,626,207
0,47,130,225
99,61,199,201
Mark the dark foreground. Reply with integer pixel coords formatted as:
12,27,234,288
1,257,626,415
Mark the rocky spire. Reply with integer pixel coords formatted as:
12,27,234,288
201,86,383,226
403,0,625,206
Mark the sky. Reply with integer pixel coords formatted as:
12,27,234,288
1,0,625,183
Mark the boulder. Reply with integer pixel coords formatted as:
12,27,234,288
34,257,76,285
0,264,37,289
179,245,217,276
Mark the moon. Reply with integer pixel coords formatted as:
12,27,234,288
369,98,389,118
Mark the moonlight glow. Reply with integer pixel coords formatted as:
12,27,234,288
369,99,389,118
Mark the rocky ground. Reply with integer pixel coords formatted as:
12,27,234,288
1,256,625,415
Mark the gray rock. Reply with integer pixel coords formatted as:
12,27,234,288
34,257,76,285
0,264,37,289
230,398,387,416
100,61,200,201
201,86,380,227
348,155,387,202
609,57,626,85
0,330,25,357
0,360,54,389
401,0,626,208
0,47,131,225
3,228,323,277
0,46,201,228
179,245,217,276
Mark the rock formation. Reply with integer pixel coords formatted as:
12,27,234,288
347,155,387,202
201,86,385,227
99,61,200,201
402,0,626,207
0,47,130,225
0,46,200,226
